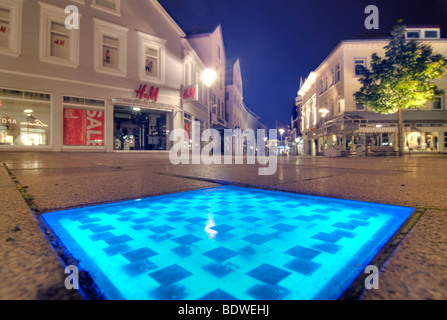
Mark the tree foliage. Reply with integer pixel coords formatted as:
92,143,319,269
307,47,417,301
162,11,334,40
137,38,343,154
354,24,447,114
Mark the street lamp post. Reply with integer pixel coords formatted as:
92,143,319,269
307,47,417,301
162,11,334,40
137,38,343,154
200,68,217,133
318,109,329,154
279,128,285,156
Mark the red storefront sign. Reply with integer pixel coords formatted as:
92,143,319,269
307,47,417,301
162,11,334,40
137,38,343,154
182,85,198,101
63,108,84,146
135,84,159,102
63,109,104,146
85,110,104,146
184,121,191,141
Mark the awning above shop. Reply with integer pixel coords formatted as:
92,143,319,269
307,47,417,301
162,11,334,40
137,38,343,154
304,113,447,138
112,98,177,112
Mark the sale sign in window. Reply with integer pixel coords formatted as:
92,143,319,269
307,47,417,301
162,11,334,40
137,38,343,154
63,108,104,146
85,110,104,146
63,108,84,146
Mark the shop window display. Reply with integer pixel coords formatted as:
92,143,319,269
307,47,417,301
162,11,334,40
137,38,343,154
406,131,440,152
114,106,171,151
63,96,105,147
0,89,51,147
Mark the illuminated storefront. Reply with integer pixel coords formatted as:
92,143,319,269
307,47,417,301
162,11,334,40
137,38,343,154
310,119,447,156
113,105,172,151
0,88,51,148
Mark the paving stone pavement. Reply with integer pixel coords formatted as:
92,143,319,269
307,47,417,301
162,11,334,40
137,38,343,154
0,152,446,300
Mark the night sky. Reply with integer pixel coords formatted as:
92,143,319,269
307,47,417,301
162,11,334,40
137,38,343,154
158,0,447,129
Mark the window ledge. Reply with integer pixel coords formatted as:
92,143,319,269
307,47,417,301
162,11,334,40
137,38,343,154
91,3,121,17
95,66,126,77
0,48,20,57
40,57,79,68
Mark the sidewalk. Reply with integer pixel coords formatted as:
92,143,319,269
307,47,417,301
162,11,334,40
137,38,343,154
1,152,446,300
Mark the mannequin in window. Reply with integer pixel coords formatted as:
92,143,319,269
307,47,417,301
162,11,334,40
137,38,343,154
145,59,152,73
105,49,111,64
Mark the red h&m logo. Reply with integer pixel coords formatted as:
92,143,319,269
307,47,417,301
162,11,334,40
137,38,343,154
0,26,7,33
182,85,198,101
135,84,159,103
54,39,65,46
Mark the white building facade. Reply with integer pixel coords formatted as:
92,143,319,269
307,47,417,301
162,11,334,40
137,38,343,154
0,0,220,153
225,59,243,130
186,25,228,131
298,27,447,156
181,38,211,149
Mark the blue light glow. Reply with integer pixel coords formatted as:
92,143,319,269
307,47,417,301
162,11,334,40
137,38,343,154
42,186,414,300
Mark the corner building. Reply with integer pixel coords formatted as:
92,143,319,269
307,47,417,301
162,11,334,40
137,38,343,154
0,0,189,152
298,26,447,156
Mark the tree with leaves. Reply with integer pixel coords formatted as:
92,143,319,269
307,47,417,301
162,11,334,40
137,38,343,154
354,22,447,156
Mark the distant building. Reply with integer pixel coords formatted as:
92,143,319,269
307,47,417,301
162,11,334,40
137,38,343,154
297,26,447,156
290,78,303,155
225,58,243,130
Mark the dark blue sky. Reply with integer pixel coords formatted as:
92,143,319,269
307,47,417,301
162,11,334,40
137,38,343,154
159,0,447,129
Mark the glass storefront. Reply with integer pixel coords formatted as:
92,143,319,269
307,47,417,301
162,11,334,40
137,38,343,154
0,89,51,147
406,131,441,152
113,105,171,151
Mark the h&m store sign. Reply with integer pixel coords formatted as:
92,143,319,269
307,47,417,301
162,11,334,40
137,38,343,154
182,85,199,102
135,84,159,103
134,84,199,103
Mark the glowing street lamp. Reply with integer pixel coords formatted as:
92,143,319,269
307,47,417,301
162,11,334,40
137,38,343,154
201,69,218,88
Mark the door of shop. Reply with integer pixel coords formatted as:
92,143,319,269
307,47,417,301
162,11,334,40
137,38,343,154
114,106,168,151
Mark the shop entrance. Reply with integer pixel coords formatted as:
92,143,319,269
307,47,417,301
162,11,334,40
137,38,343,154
114,106,170,151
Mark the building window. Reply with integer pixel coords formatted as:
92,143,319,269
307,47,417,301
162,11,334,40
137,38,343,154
92,0,120,16
217,45,221,60
433,96,443,110
337,96,341,113
39,2,80,67
425,30,439,38
406,31,420,39
324,74,328,91
94,18,128,77
330,69,335,86
212,94,216,114
138,32,166,83
0,0,22,56
354,58,366,76
318,79,323,95
329,99,334,116
0,88,51,147
335,64,340,83
63,96,105,147
356,102,365,111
